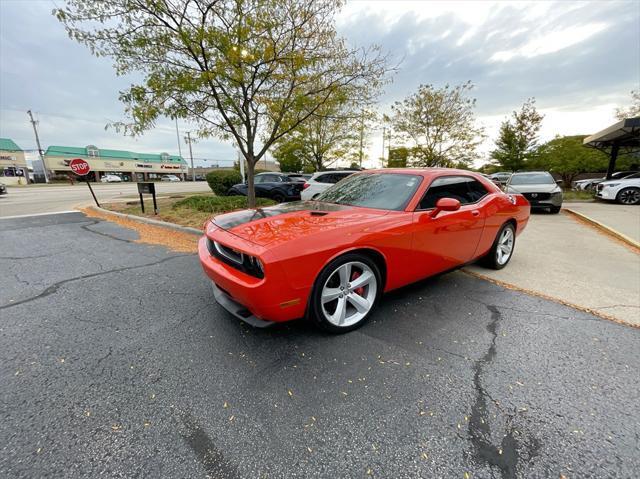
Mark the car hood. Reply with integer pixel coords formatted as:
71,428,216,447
507,184,559,193
212,201,389,246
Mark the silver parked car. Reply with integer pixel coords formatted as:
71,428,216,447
505,171,563,214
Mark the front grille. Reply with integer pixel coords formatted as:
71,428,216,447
597,184,604,192
206,238,264,279
522,192,551,201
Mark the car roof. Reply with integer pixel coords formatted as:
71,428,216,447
359,168,486,179
313,170,355,175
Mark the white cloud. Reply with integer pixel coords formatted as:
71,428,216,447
490,23,609,62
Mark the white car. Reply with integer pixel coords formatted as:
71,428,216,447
595,173,640,205
301,170,355,200
573,171,637,191
161,175,181,182
100,174,122,183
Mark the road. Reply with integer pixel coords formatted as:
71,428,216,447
0,182,212,217
1,212,638,478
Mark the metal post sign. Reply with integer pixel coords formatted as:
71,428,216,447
69,158,100,207
137,182,158,215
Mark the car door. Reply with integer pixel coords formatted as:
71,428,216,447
254,174,280,197
411,175,488,278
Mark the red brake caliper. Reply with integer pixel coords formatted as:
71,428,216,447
351,271,364,296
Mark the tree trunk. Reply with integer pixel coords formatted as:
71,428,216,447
246,157,256,208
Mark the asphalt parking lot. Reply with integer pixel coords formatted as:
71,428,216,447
1,212,639,478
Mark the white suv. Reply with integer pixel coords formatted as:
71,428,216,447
100,174,122,183
161,175,181,182
301,171,355,200
596,173,640,205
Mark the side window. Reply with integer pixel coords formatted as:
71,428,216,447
418,176,488,209
254,175,265,184
316,174,332,184
335,172,352,182
466,179,489,202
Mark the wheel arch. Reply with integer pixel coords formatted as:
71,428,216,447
326,247,388,291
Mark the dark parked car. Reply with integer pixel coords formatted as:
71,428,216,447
285,173,307,182
227,172,304,203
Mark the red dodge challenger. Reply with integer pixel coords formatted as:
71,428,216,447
199,169,530,333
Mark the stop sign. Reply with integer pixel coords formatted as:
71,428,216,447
69,158,91,176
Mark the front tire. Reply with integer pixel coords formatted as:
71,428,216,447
480,223,516,270
308,253,382,333
616,187,640,205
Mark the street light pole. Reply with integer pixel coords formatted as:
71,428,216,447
186,131,195,181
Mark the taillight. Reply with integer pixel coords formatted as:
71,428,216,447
303,182,310,189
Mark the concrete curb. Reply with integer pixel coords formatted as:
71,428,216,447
462,269,639,330
86,205,203,236
564,208,640,251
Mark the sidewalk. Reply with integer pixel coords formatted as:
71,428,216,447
564,202,640,244
465,211,640,326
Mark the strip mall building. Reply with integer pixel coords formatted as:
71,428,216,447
0,138,30,185
44,145,188,182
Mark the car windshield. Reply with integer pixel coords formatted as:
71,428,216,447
315,173,421,210
509,173,555,185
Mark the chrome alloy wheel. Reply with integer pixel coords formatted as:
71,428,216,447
496,227,514,265
321,261,377,327
618,188,640,205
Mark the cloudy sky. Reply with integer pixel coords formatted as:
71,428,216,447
0,0,638,167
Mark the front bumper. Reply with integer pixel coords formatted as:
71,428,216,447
595,186,617,200
198,236,307,324
519,193,563,209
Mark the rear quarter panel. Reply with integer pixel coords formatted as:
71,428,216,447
475,193,530,259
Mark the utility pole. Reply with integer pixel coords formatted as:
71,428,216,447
27,110,48,182
186,131,195,181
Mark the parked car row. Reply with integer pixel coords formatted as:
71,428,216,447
595,173,640,205
572,171,638,191
99,174,182,183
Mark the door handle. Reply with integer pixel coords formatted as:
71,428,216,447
471,210,480,217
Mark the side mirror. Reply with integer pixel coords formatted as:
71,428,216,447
430,198,461,218
556,180,563,185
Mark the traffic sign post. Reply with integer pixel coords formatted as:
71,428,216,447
137,182,158,215
69,158,100,207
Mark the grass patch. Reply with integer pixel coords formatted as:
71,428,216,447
173,195,275,213
563,189,595,201
104,194,275,229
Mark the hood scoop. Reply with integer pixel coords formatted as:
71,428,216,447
310,211,328,216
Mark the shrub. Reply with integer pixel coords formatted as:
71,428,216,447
173,195,275,213
206,169,242,196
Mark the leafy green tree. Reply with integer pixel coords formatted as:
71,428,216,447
615,89,640,120
55,0,389,207
387,81,484,168
272,97,377,172
273,140,304,172
532,135,609,185
491,98,544,171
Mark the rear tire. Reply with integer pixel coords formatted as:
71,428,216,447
480,223,516,270
271,192,286,203
308,253,382,333
616,187,640,205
